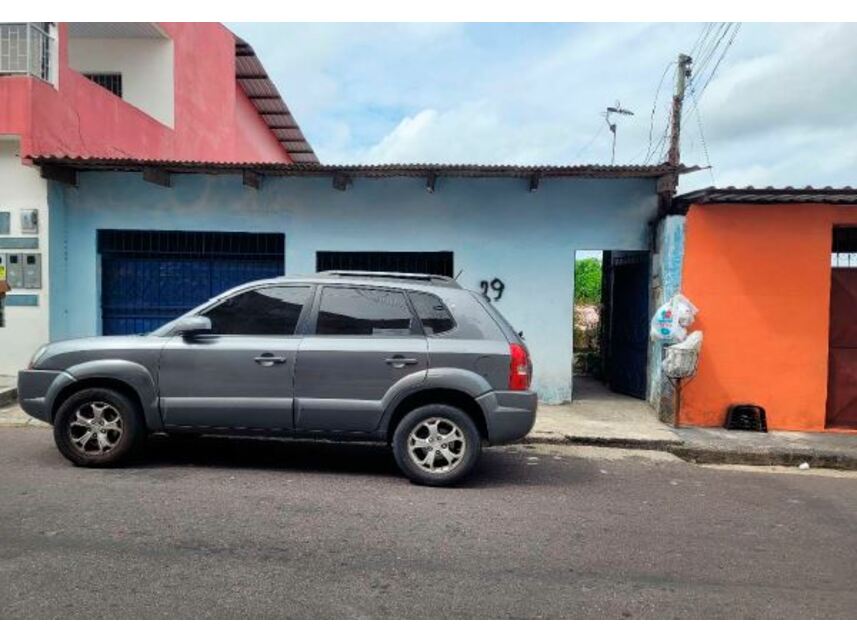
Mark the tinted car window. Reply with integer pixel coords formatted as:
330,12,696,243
206,286,311,335
316,287,413,336
409,291,455,335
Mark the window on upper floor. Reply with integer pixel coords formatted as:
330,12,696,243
832,227,857,269
0,23,56,84
83,72,123,98
67,23,174,127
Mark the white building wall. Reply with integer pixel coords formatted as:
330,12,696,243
0,139,50,375
67,37,175,127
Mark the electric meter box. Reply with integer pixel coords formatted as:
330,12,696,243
20,209,39,234
23,253,42,289
5,253,24,288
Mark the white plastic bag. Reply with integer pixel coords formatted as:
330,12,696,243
672,293,698,328
650,293,698,343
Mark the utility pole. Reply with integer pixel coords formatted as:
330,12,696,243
604,101,634,165
667,53,693,168
656,53,692,216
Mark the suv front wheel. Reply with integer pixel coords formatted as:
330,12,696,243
392,404,482,486
53,388,146,467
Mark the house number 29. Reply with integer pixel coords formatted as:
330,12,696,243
480,278,505,302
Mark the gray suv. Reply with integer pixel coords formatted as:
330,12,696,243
18,272,536,486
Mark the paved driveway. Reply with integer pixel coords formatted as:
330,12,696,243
1,426,855,618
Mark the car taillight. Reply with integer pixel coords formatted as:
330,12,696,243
508,343,531,391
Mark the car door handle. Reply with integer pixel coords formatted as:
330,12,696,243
254,353,287,366
385,355,418,368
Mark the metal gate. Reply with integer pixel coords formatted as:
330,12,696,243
316,251,454,277
826,268,857,427
98,230,284,335
604,251,650,399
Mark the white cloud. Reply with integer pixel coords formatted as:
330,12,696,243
230,22,857,189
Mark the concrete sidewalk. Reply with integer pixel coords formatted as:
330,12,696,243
529,377,681,449
0,400,45,428
525,377,857,470
670,426,857,469
0,375,16,408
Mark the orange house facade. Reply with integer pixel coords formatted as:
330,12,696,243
670,187,857,433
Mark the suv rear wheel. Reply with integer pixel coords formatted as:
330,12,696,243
392,404,482,486
53,388,146,467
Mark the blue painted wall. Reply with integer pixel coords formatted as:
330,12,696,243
48,171,659,403
647,214,686,407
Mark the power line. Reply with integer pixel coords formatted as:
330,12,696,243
633,23,712,165
646,116,671,164
632,23,736,166
684,22,741,124
642,61,675,163
697,23,742,98
688,23,713,59
692,23,730,83
689,87,715,184
569,120,608,162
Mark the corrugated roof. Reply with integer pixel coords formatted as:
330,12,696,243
676,186,857,211
32,157,695,179
234,36,319,164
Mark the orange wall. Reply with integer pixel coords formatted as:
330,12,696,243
681,203,857,431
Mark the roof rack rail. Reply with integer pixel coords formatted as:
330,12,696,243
318,271,461,288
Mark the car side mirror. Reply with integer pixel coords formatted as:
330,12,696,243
173,315,212,336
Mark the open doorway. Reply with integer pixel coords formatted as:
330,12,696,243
573,250,650,402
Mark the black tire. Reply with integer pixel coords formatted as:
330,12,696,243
53,387,146,467
392,404,482,486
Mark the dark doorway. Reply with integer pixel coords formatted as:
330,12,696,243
98,230,284,335
826,228,857,427
316,251,454,277
601,251,650,400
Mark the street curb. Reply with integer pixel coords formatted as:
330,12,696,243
0,386,17,408
564,436,681,451
521,433,857,471
667,445,857,471
522,433,681,451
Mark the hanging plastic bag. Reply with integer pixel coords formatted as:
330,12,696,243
671,293,698,329
650,293,698,343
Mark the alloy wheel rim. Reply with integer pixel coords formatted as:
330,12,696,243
407,417,466,474
68,401,124,455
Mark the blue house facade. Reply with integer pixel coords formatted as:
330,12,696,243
42,160,677,403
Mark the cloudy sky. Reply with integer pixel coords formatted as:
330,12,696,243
229,23,857,191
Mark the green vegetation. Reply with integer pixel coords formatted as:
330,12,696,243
574,257,602,304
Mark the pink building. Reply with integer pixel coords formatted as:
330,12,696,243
0,22,316,373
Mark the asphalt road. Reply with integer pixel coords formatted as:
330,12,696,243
1,426,856,619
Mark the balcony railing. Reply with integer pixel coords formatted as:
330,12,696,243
0,23,54,82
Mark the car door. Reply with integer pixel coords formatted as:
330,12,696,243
158,284,314,431
294,285,428,434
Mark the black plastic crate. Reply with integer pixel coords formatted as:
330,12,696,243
724,404,768,432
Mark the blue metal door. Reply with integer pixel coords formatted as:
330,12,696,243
99,230,284,335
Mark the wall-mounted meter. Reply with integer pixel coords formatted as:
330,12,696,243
5,254,24,288
21,209,39,234
23,253,42,289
